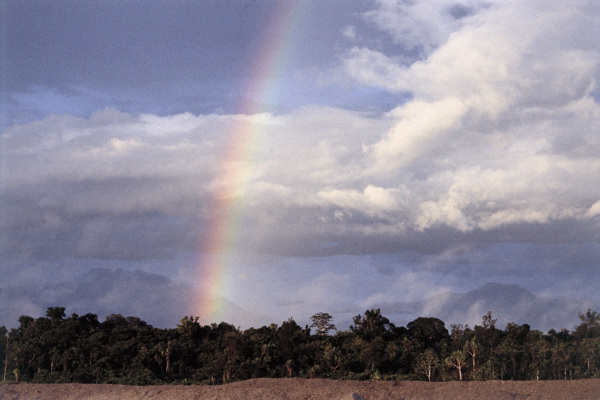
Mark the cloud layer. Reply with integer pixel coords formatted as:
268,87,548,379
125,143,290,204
1,0,599,331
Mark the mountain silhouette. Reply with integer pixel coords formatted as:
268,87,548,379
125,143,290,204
375,282,591,332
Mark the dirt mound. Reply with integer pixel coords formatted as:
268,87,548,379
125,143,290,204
1,378,599,400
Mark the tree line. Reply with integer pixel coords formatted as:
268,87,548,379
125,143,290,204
1,307,599,385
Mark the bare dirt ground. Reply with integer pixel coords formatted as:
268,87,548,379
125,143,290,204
1,378,599,400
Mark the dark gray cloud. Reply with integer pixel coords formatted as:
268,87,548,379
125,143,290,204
1,1,376,126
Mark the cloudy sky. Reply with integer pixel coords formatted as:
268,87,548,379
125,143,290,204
1,0,599,333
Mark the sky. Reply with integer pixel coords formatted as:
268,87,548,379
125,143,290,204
1,0,599,333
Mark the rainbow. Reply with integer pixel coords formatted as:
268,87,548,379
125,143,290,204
194,2,307,324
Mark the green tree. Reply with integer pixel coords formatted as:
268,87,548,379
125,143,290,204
497,322,529,380
415,348,440,382
407,317,449,351
464,337,481,378
579,337,599,375
526,330,549,380
450,323,471,349
474,311,501,379
394,336,421,376
310,312,336,336
321,343,343,377
45,307,66,327
360,336,386,371
574,309,600,339
351,309,394,338
221,330,245,383
550,341,572,380
447,350,466,381
177,316,200,340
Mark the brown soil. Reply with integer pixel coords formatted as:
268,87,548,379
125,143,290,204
1,378,599,400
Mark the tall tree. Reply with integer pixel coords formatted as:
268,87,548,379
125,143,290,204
574,309,600,339
447,350,466,381
579,337,599,374
351,309,393,338
415,348,440,382
475,311,501,379
360,337,385,371
407,317,449,351
526,330,548,380
464,337,481,377
310,312,336,336
45,307,66,327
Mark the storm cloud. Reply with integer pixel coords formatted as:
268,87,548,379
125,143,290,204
1,0,599,331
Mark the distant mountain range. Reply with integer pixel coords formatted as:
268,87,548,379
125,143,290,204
375,282,592,332
213,282,592,333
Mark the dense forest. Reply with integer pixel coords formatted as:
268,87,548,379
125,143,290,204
1,307,599,385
